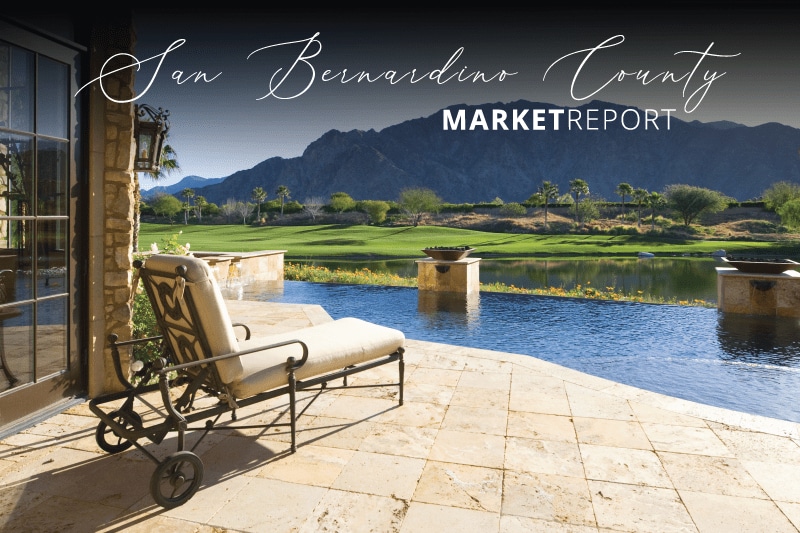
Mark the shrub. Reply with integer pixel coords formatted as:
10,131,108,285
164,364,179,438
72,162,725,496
763,181,800,212
399,187,443,226
150,193,182,222
664,184,732,226
739,201,766,208
441,203,475,213
609,225,640,235
500,202,526,217
330,192,356,213
777,198,800,229
358,200,391,224
575,197,601,223
130,289,163,377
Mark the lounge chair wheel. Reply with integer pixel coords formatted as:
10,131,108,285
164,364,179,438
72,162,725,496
95,410,142,454
150,451,204,509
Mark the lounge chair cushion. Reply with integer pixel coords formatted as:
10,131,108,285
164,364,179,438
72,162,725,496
230,317,405,399
142,254,404,400
142,254,244,384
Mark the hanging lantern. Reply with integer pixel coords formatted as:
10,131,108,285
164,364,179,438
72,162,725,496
133,104,169,172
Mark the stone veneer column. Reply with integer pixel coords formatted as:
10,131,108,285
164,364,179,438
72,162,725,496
87,17,137,397
716,267,800,317
416,258,481,293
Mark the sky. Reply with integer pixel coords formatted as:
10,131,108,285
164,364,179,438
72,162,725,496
123,6,800,187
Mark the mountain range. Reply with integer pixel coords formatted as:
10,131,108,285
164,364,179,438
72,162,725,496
140,175,225,199
150,100,800,206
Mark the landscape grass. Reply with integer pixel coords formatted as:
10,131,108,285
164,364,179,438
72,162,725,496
139,222,795,308
140,222,796,259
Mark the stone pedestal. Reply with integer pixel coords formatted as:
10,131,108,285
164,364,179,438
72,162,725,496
199,255,234,283
416,258,480,294
193,250,286,284
716,267,800,317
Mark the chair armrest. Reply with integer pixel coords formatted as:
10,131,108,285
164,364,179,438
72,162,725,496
154,338,309,376
232,322,251,340
108,333,165,389
109,334,164,347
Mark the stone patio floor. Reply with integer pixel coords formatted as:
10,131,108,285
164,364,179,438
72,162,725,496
2,299,800,532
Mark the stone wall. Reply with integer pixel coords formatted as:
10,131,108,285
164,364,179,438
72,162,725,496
87,18,137,397
717,268,800,317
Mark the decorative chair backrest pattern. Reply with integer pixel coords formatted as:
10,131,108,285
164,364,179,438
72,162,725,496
136,254,245,389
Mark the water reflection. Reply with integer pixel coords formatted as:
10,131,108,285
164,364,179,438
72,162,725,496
296,257,722,303
243,280,800,422
717,313,800,366
417,291,480,328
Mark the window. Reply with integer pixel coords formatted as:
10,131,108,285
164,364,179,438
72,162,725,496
0,25,82,423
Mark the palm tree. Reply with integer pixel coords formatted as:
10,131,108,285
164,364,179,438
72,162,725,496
569,178,589,222
251,186,267,221
647,191,667,231
181,188,195,225
134,139,180,252
194,195,207,222
275,185,291,217
616,182,633,216
632,188,649,227
538,180,559,231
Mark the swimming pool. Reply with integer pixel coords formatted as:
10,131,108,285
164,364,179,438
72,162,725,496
241,281,800,424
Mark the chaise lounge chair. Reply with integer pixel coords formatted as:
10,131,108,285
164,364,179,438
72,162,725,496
89,253,405,508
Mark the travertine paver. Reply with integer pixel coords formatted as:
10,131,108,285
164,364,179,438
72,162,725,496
413,460,503,512
506,411,576,442
440,404,508,435
358,423,438,459
331,450,425,499
679,491,798,533
449,386,507,410
502,470,595,525
1,300,800,532
256,442,354,487
504,437,584,478
589,480,696,532
657,451,769,498
401,502,499,533
573,416,653,449
580,444,673,488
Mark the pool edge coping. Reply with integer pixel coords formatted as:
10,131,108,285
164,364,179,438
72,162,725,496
405,338,800,440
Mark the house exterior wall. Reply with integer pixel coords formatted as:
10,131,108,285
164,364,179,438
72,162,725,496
86,19,137,397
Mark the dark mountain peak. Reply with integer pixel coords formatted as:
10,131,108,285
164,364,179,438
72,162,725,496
140,174,225,199
691,119,746,130
185,100,800,206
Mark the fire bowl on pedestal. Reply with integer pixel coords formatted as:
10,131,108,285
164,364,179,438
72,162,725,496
422,246,475,261
721,257,799,274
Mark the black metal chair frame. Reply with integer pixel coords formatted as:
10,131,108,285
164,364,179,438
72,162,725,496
89,258,404,509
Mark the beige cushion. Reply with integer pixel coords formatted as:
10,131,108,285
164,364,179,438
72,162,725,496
143,254,244,383
142,255,404,399
230,317,405,398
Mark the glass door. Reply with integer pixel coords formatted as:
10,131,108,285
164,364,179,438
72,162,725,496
0,21,83,428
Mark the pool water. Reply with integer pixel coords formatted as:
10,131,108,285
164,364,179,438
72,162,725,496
242,281,800,424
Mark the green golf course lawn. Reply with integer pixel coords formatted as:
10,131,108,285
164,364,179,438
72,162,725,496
139,222,796,259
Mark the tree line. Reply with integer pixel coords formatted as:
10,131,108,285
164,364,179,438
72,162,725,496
143,179,800,231
135,137,799,252
146,185,294,224
144,185,444,227
526,179,720,230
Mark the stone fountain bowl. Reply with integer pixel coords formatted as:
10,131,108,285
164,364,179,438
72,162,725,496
422,246,475,261
721,257,799,274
